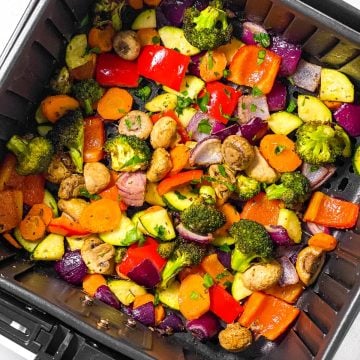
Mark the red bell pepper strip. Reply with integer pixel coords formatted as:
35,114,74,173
151,110,190,143
138,45,190,91
198,81,241,124
157,170,204,196
209,284,244,323
117,237,167,276
47,215,90,237
84,115,105,163
228,45,281,94
96,53,139,88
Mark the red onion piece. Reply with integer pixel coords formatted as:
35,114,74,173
215,248,231,269
212,123,240,141
275,244,304,265
292,59,322,92
239,117,269,145
238,95,270,124
186,312,221,341
132,301,155,327
267,81,287,112
176,223,213,243
116,171,146,206
157,312,185,335
189,136,223,167
266,225,293,246
334,103,360,137
278,256,299,287
54,250,87,285
187,111,225,142
127,258,161,288
188,51,205,77
94,285,120,309
158,0,195,27
306,221,330,235
241,22,268,45
301,162,336,190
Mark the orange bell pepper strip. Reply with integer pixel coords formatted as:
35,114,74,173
47,214,90,237
239,292,300,341
157,170,203,196
303,191,359,229
228,45,281,94
84,116,105,163
200,253,234,288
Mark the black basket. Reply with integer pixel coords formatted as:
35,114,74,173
1,1,360,359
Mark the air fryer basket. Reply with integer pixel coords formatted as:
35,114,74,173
1,0,360,359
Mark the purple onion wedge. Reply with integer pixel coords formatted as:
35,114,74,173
275,244,304,265
241,22,268,45
238,95,270,124
278,256,299,287
212,123,240,141
94,285,120,309
267,81,287,112
215,248,231,269
127,259,161,288
157,312,185,335
186,312,221,341
334,103,360,137
188,52,205,77
305,221,330,236
239,117,269,145
187,112,225,142
266,225,293,246
132,301,155,327
54,250,87,285
158,0,194,27
301,162,336,190
176,223,213,243
189,136,223,167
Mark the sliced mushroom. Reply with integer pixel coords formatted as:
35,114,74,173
81,236,115,275
295,246,325,286
113,30,141,61
150,116,178,149
208,164,236,204
146,148,172,182
58,198,89,221
118,110,153,140
242,261,282,291
84,162,111,195
221,135,255,171
45,153,74,184
58,174,85,200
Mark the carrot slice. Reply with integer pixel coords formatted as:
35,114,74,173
144,0,161,5
133,293,155,309
3,232,22,249
265,283,304,304
228,45,281,94
79,198,122,233
157,170,203,196
259,134,302,172
128,0,144,9
137,28,159,46
88,24,115,53
97,87,133,121
214,203,241,236
240,192,284,226
19,215,46,241
179,273,210,320
199,50,227,82
308,232,338,251
200,253,234,288
155,304,166,325
83,274,107,297
40,95,80,123
27,203,53,226
0,190,23,233
169,145,191,176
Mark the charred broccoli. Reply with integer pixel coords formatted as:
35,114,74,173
236,174,261,201
47,110,84,173
72,79,104,115
6,135,54,175
50,67,72,95
104,134,151,172
159,241,206,288
93,0,125,30
157,240,179,259
265,171,311,209
182,0,232,50
295,123,350,165
229,219,273,272
180,200,226,235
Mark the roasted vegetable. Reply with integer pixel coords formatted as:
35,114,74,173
72,79,104,115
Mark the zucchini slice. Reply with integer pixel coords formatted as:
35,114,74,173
66,236,85,251
145,93,177,112
108,279,146,306
297,95,332,123
267,111,303,135
277,208,302,244
163,75,205,100
32,234,65,261
232,272,253,301
320,68,354,103
131,9,156,30
145,182,166,206
162,186,198,211
353,145,360,175
44,189,58,217
157,280,181,310
159,26,200,56
13,227,41,253
65,34,93,70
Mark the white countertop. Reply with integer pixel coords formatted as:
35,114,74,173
0,1,360,359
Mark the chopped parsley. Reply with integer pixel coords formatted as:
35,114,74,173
190,291,200,300
125,118,133,129
223,69,231,78
257,49,266,65
197,118,212,134
218,164,227,177
219,244,232,253
79,188,101,200
134,85,152,102
176,96,193,115
286,98,297,113
207,51,214,70
152,36,160,44
203,273,214,288
250,103,257,112
252,86,263,97
253,33,271,48
275,145,285,155
197,93,210,112
174,190,187,200
154,224,166,240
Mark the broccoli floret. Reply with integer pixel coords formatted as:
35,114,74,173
6,135,54,175
93,0,125,30
229,219,273,272
50,67,72,95
72,79,104,115
180,200,226,235
236,175,261,201
104,134,151,172
47,110,84,173
265,171,311,209
159,241,206,288
157,240,178,259
182,0,232,50
295,123,348,165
